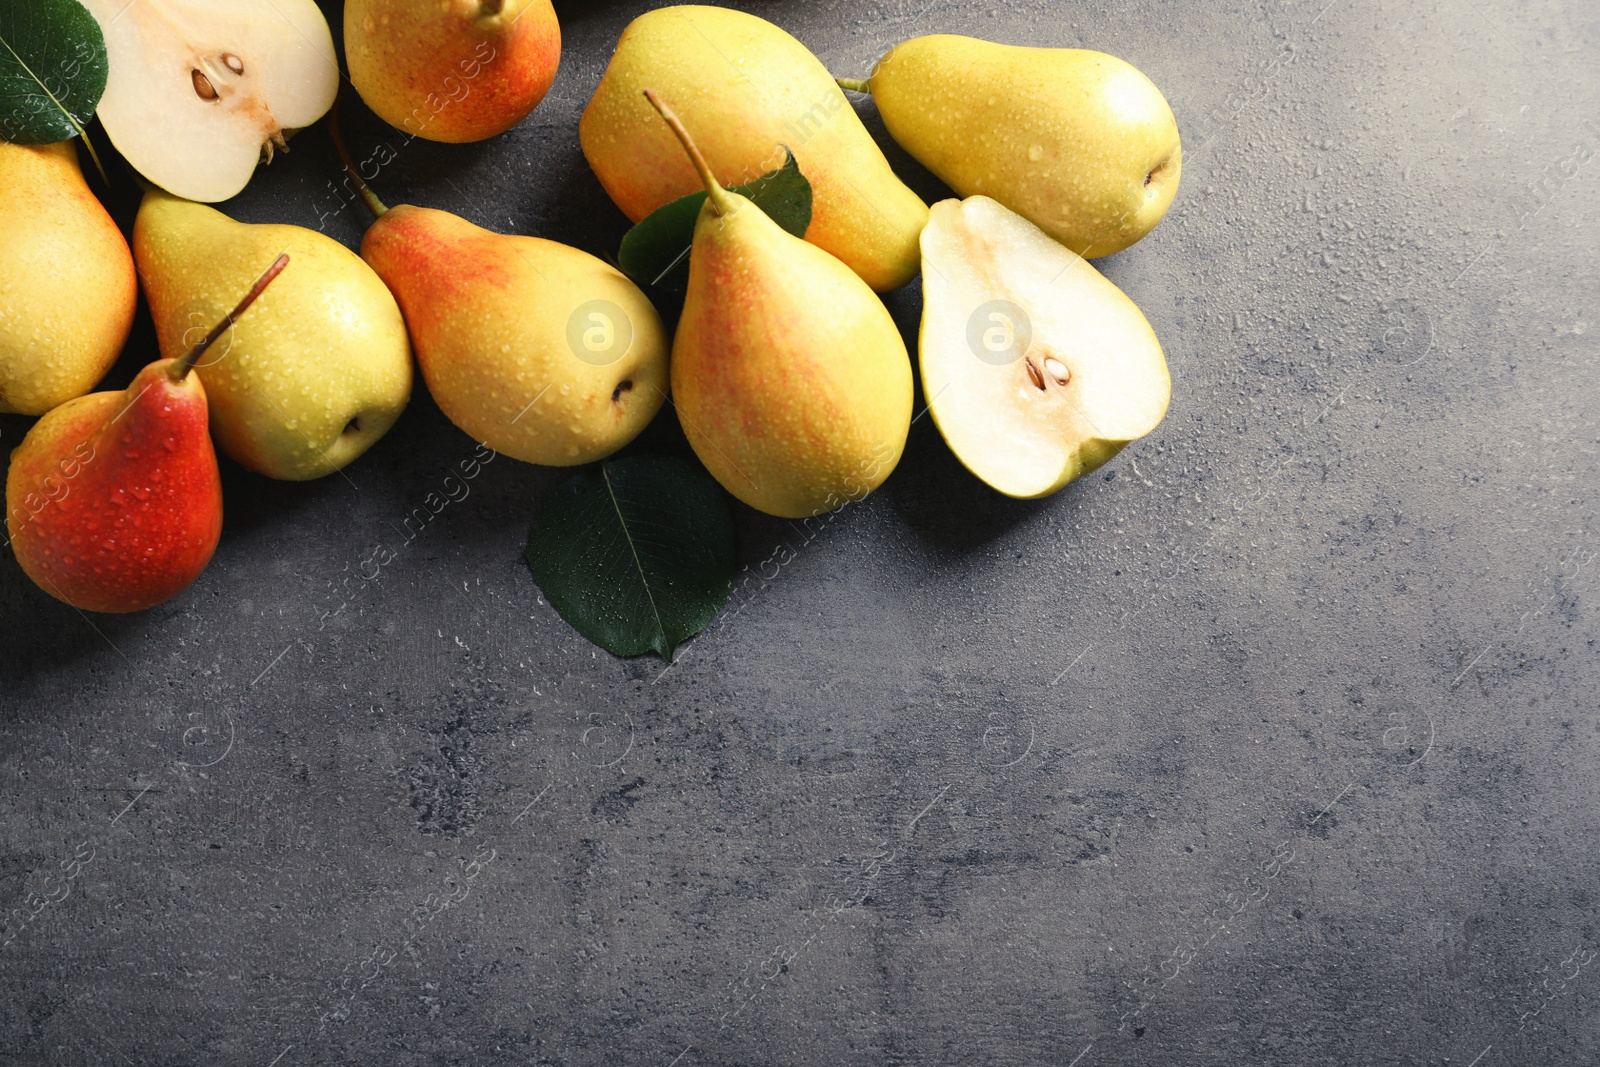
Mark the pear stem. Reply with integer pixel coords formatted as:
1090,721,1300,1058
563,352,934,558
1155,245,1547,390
169,254,289,382
643,89,736,218
328,86,389,220
836,77,872,94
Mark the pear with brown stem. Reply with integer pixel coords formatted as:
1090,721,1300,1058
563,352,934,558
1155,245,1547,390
646,90,912,519
328,108,668,465
7,257,286,613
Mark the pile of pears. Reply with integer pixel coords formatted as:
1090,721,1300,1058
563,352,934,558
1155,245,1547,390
2,2,1184,617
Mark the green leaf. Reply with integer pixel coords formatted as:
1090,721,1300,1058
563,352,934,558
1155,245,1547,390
0,0,108,145
526,456,736,659
618,150,812,294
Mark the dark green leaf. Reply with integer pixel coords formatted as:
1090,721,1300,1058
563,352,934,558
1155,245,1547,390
526,456,736,659
0,0,108,145
618,150,812,294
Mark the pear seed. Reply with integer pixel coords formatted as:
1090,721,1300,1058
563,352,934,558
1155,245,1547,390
1024,358,1045,391
1043,357,1071,385
191,70,218,101
222,53,244,75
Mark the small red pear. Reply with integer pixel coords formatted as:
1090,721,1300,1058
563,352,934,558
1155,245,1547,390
5,256,288,613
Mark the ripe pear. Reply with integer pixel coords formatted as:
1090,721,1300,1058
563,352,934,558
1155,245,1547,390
346,0,561,143
0,142,137,416
647,91,911,519
134,191,412,481
846,38,1181,258
920,196,1170,498
6,256,285,614
82,0,339,202
359,201,667,466
581,6,927,292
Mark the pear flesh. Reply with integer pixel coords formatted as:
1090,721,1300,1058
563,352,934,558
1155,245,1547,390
0,142,137,416
920,196,1170,498
83,0,339,203
134,192,413,481
360,206,669,467
865,38,1182,258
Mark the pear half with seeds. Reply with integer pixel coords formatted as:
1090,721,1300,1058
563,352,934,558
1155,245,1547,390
920,196,1170,499
83,0,339,202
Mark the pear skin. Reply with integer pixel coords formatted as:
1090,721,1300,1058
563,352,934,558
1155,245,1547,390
860,38,1182,257
0,142,137,416
6,358,222,613
582,6,927,292
346,0,561,143
674,198,912,517
647,91,912,518
360,206,668,466
134,191,413,481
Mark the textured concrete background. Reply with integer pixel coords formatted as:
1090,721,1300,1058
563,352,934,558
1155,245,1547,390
3,0,1598,1063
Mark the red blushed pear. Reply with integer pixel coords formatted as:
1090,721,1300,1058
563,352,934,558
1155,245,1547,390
359,204,669,465
326,107,667,466
5,257,288,614
346,0,561,143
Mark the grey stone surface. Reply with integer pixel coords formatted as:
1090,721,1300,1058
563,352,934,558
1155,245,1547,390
3,0,1598,1063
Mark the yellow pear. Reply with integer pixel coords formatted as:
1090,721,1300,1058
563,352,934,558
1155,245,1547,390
846,38,1182,257
134,192,413,480
0,142,137,416
359,204,668,466
581,6,927,292
649,91,911,518
920,197,1170,498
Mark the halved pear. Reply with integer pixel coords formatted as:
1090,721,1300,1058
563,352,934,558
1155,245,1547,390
920,196,1170,499
83,0,338,203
